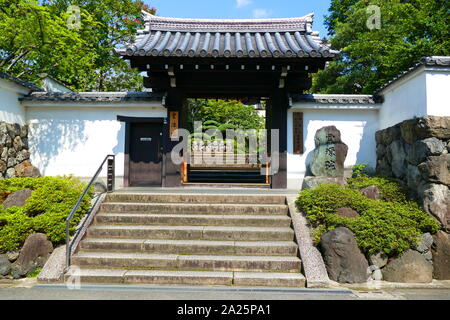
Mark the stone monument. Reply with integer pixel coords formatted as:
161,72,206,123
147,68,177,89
303,126,349,189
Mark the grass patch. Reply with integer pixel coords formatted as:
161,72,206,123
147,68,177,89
0,176,93,253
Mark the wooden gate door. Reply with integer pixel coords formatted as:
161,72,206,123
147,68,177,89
129,123,163,186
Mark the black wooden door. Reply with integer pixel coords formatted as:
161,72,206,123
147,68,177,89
129,123,163,186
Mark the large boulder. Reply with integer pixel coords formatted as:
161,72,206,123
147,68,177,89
383,250,433,283
14,160,40,178
0,255,11,276
320,227,369,283
415,117,450,141
11,233,53,278
389,140,408,178
419,183,450,227
407,138,446,165
310,126,348,178
418,155,450,186
3,188,32,209
431,231,450,280
406,165,423,192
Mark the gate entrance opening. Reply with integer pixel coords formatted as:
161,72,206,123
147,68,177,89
117,13,336,188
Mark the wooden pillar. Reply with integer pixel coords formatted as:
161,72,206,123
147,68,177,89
269,89,288,189
163,88,185,187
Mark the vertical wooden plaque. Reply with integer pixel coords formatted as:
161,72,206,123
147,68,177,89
293,112,304,155
170,111,179,140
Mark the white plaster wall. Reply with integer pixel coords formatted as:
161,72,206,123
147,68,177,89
379,67,428,130
426,70,450,116
26,104,167,186
287,106,379,190
0,79,27,125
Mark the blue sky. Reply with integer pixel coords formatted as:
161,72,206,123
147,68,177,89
145,0,332,38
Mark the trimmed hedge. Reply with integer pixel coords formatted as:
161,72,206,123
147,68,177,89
0,176,93,253
296,177,441,257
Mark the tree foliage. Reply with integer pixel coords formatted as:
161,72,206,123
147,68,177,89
187,99,265,133
313,0,450,94
0,0,156,91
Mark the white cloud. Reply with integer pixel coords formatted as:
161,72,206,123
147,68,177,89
236,0,252,8
253,9,272,19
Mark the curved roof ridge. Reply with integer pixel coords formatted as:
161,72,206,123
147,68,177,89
142,12,314,24
140,12,314,33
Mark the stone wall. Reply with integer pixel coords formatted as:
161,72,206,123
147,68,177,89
376,116,450,229
0,121,40,179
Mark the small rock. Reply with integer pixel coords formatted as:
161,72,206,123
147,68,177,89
369,252,388,269
0,159,6,173
5,168,16,178
302,176,347,190
13,136,24,152
413,233,434,254
382,250,433,283
372,269,383,281
3,189,33,209
14,161,40,178
360,185,382,201
6,251,19,262
0,255,11,276
336,207,359,219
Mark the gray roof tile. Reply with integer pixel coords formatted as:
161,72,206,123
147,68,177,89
20,92,163,102
117,13,337,59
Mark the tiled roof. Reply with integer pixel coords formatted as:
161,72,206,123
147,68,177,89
375,56,450,94
20,92,163,102
292,94,382,104
117,12,338,59
0,71,43,92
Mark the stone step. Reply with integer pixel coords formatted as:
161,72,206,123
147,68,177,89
64,268,305,287
71,252,301,273
99,203,288,216
95,213,292,228
87,225,295,241
79,239,299,256
105,193,286,205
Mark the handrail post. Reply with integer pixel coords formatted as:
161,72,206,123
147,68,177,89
65,154,115,270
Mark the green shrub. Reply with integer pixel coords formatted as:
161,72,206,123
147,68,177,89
0,176,93,253
351,163,370,178
296,181,441,257
347,176,411,203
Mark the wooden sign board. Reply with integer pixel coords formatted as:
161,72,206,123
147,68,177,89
293,112,304,155
170,111,179,140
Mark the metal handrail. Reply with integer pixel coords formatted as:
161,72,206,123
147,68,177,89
65,155,115,269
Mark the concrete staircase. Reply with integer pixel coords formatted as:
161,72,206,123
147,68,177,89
66,193,305,287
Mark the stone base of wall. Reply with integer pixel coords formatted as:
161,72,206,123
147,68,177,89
376,116,450,229
0,121,40,179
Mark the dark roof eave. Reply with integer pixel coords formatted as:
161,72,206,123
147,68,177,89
0,71,44,92
374,56,450,95
20,92,164,103
291,93,382,105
